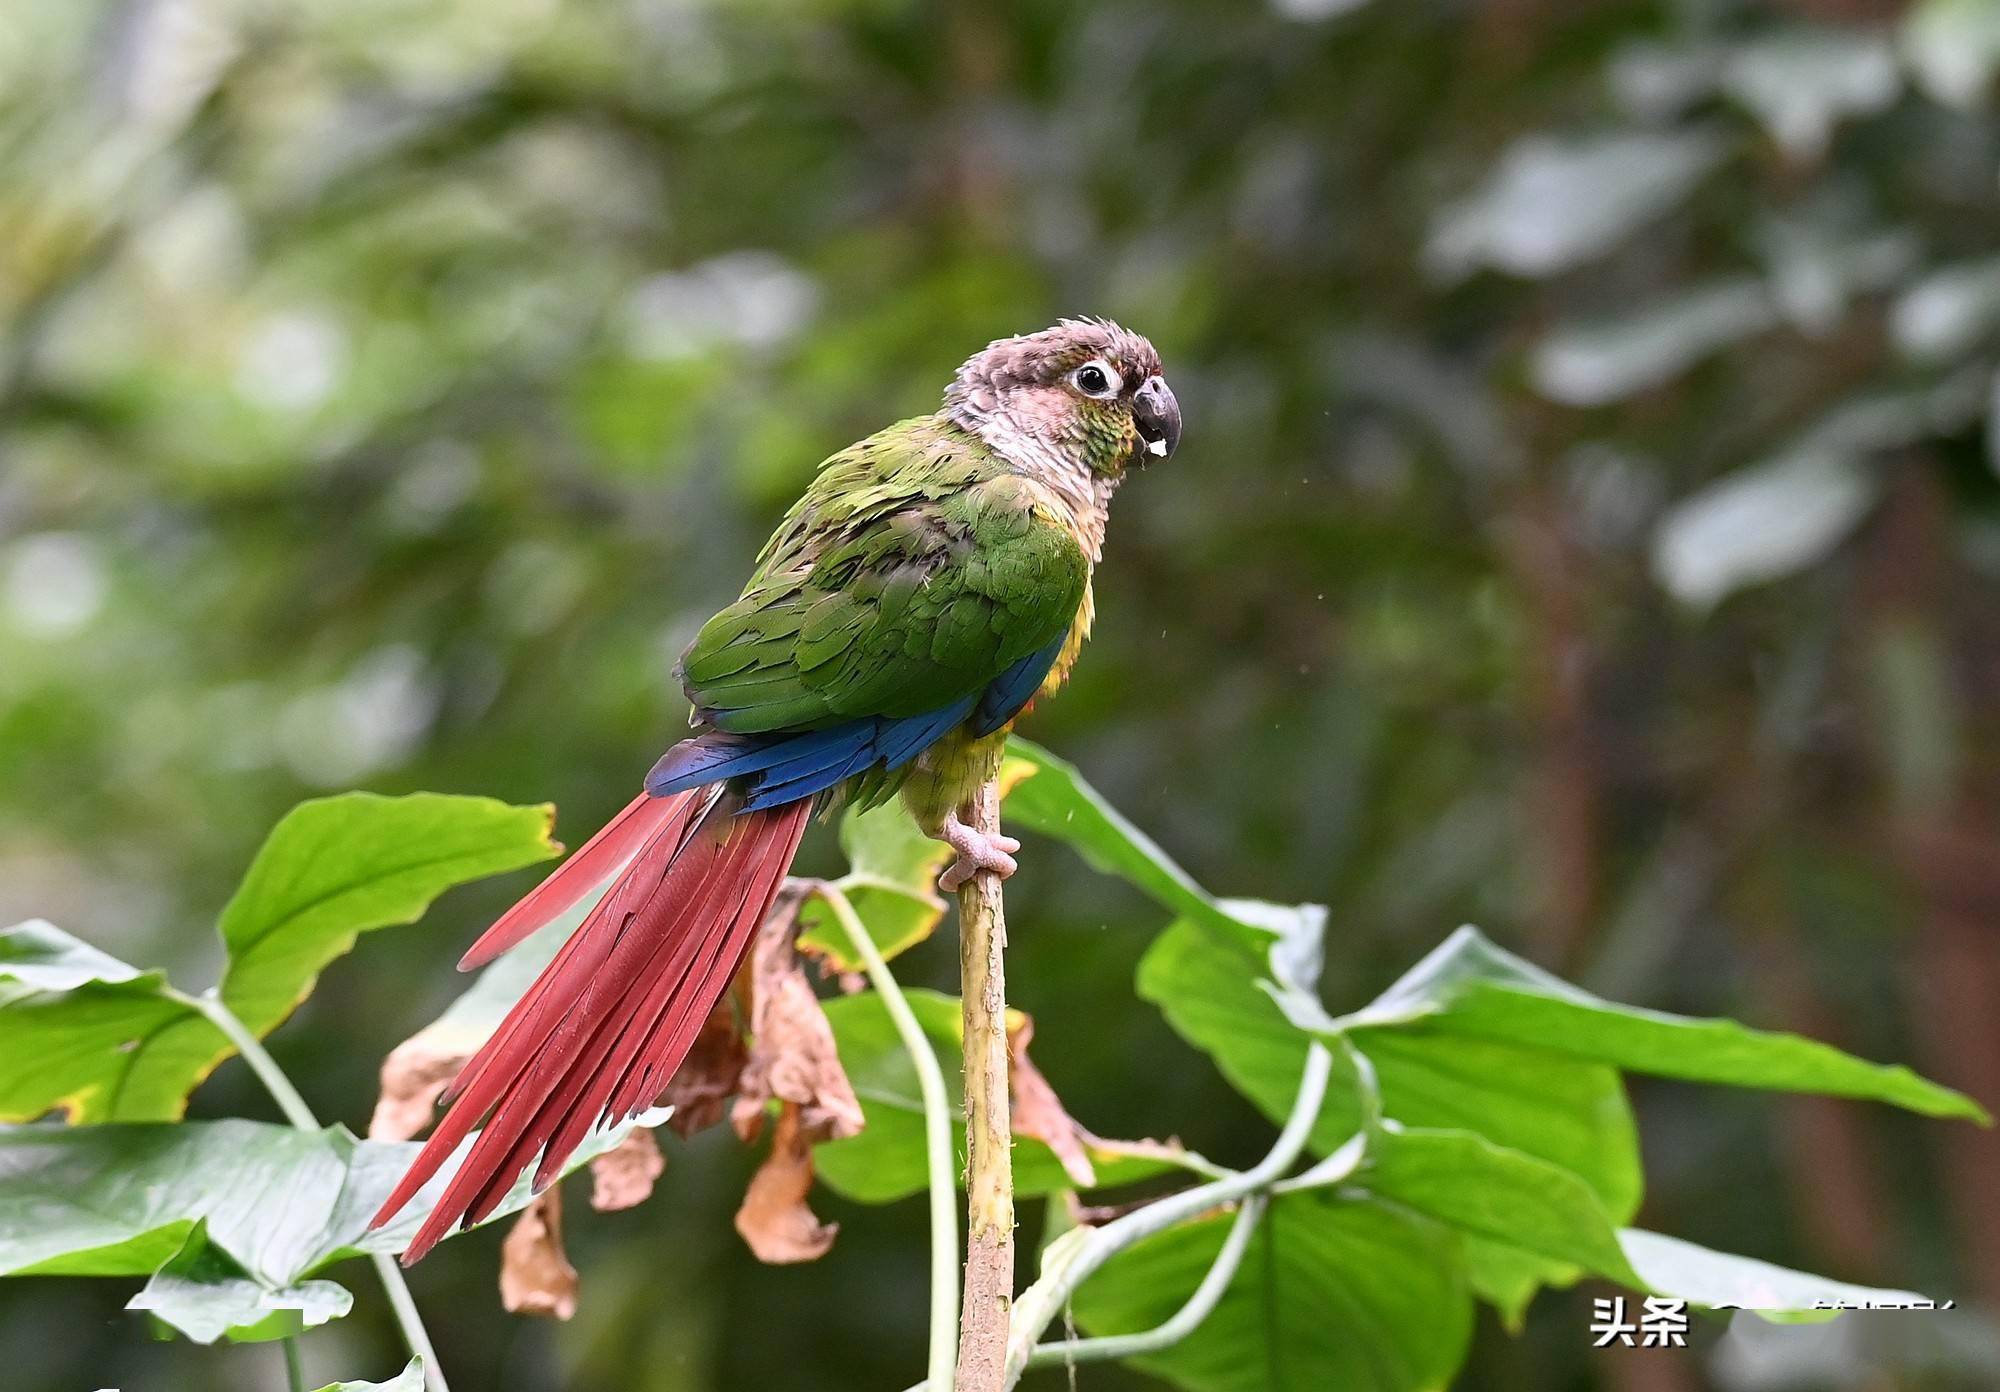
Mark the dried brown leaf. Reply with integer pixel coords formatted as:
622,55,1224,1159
658,999,747,1139
1007,1014,1096,1187
368,1032,469,1141
500,1189,578,1320
735,1103,838,1264
730,888,864,1146
588,1127,666,1212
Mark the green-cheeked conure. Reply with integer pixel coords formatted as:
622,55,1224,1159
373,319,1180,1260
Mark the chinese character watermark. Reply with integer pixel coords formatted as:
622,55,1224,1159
1590,1296,1688,1348
1593,1292,1955,1347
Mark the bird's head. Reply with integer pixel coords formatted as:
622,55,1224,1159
944,318,1181,478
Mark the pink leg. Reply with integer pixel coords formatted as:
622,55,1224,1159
936,810,1021,893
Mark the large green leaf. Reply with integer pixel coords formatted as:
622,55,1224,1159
1350,1028,1642,1220
812,988,1169,1203
1002,738,1261,945
215,792,559,1038
1323,927,1986,1121
0,1113,652,1285
0,921,219,1123
1360,1126,1640,1286
1136,915,1644,1219
1134,912,1361,1157
0,795,558,1123
127,1222,352,1344
1070,1190,1472,1392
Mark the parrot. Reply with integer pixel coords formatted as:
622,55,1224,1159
371,318,1180,1262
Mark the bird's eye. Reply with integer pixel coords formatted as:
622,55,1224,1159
1070,361,1121,398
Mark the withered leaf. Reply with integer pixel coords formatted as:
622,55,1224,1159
369,1033,469,1141
589,1127,666,1212
658,998,747,1139
735,1102,838,1264
730,888,864,1146
500,1189,578,1320
1008,1014,1096,1187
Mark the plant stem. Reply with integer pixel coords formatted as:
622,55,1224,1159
368,1257,446,1392
899,1043,1341,1392
813,883,959,1392
175,987,319,1130
283,1335,305,1392
172,988,451,1392
998,1042,1335,1388
954,779,1014,1392
1025,1194,1267,1369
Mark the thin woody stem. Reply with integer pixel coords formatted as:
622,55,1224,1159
954,779,1014,1392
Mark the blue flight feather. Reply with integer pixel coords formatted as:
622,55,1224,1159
649,633,1065,809
879,696,977,769
646,692,986,810
969,636,1065,738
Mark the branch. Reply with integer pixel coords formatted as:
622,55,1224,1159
810,883,960,1391
900,1040,1344,1392
171,987,450,1392
955,779,1014,1391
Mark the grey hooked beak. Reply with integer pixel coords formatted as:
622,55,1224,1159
1132,375,1181,465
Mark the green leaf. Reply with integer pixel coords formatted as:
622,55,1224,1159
1137,916,1645,1220
0,1114,651,1286
1620,1228,1944,1324
1460,1238,1577,1332
1353,1128,1937,1325
0,795,559,1124
812,989,1169,1203
1070,1190,1472,1392
1331,927,1986,1122
311,1360,426,1392
1360,1126,1641,1287
1350,1029,1642,1221
796,800,951,971
127,1222,352,1344
0,921,218,1123
216,792,560,1039
1135,915,1362,1157
0,920,151,989
1003,738,1261,947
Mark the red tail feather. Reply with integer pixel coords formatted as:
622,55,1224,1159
457,791,693,970
371,792,811,1263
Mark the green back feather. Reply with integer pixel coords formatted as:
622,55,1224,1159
678,416,1088,736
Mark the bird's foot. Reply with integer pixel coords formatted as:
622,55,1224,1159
937,812,1020,893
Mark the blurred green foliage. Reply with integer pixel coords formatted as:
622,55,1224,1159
4,0,2000,1389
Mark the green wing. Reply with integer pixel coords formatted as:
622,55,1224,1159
679,419,1088,734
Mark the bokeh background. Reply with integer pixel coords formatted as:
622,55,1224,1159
5,0,2000,1388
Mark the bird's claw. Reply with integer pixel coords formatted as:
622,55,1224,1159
937,815,1021,893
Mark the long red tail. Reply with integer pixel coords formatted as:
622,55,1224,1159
372,790,812,1263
